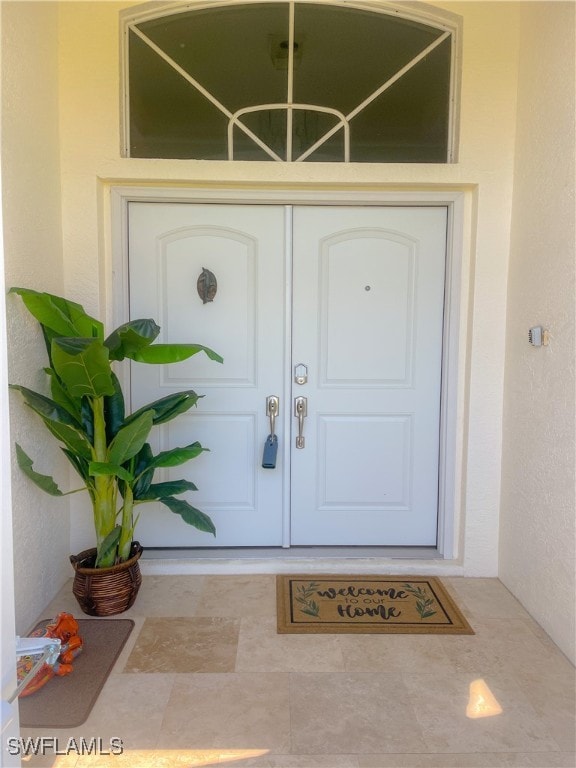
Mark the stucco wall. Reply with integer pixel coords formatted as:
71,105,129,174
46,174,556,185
499,2,575,664
1,1,70,634
0,2,21,748
0,1,531,626
57,0,520,576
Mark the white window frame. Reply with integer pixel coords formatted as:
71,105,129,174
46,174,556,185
120,0,462,163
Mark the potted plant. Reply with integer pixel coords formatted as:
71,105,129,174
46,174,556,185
9,287,222,615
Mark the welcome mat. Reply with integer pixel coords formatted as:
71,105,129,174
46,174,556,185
277,576,473,634
19,618,134,727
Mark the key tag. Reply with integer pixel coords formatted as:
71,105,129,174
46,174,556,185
262,434,278,469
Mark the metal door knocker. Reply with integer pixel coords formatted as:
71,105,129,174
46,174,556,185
197,267,217,304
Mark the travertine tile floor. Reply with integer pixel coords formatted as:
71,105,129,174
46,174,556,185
19,576,575,768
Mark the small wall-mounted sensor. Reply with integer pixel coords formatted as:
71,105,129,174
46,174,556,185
528,326,542,346
528,326,550,346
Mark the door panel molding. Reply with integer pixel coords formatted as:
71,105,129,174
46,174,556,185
157,225,258,387
107,184,473,560
317,413,412,510
319,228,417,387
169,412,258,511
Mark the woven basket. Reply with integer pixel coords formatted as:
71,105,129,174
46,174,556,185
70,542,143,617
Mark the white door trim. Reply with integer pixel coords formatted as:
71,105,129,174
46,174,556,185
106,184,473,562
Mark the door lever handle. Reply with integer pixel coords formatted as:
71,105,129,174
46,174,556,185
294,396,307,449
266,396,279,437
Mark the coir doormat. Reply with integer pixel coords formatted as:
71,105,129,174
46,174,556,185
277,576,474,634
19,618,134,727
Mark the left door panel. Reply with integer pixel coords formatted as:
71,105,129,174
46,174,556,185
128,203,287,546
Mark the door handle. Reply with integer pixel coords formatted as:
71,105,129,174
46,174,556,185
263,396,279,468
266,396,279,437
294,396,307,449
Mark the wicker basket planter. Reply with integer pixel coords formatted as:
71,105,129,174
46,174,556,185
70,542,143,617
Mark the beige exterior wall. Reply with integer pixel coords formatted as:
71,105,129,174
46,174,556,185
57,0,521,577
0,2,21,749
3,1,571,650
1,1,70,633
500,2,576,664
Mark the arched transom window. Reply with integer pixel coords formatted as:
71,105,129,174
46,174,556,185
122,1,460,162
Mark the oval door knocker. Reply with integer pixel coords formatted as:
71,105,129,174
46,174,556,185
197,267,217,304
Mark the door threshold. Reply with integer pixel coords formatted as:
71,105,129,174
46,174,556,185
142,546,440,560
139,546,467,576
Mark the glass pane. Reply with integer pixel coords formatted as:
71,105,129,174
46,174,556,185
293,5,443,115
292,110,344,162
348,37,451,163
129,30,228,159
137,4,288,113
232,110,288,161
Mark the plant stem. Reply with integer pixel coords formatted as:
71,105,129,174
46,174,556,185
92,396,117,564
118,484,134,562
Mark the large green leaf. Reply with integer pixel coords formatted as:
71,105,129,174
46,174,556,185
89,461,134,483
51,338,115,398
41,325,58,363
131,443,154,499
126,390,202,427
105,319,161,361
45,368,82,422
146,442,206,471
107,410,154,466
10,288,102,339
62,448,91,484
15,444,65,496
137,479,198,500
129,343,223,365
159,496,216,535
42,418,93,460
104,373,125,441
10,387,91,459
80,397,95,445
9,385,81,428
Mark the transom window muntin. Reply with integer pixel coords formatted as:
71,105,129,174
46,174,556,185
123,1,460,163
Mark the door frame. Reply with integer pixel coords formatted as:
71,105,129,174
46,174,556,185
106,184,474,561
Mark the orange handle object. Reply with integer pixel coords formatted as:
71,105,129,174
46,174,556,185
59,635,83,664
18,663,55,697
18,612,83,697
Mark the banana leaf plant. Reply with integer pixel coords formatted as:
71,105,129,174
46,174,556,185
9,287,222,568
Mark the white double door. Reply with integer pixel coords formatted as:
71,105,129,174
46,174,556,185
128,203,447,548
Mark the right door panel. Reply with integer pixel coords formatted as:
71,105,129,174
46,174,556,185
290,206,447,545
